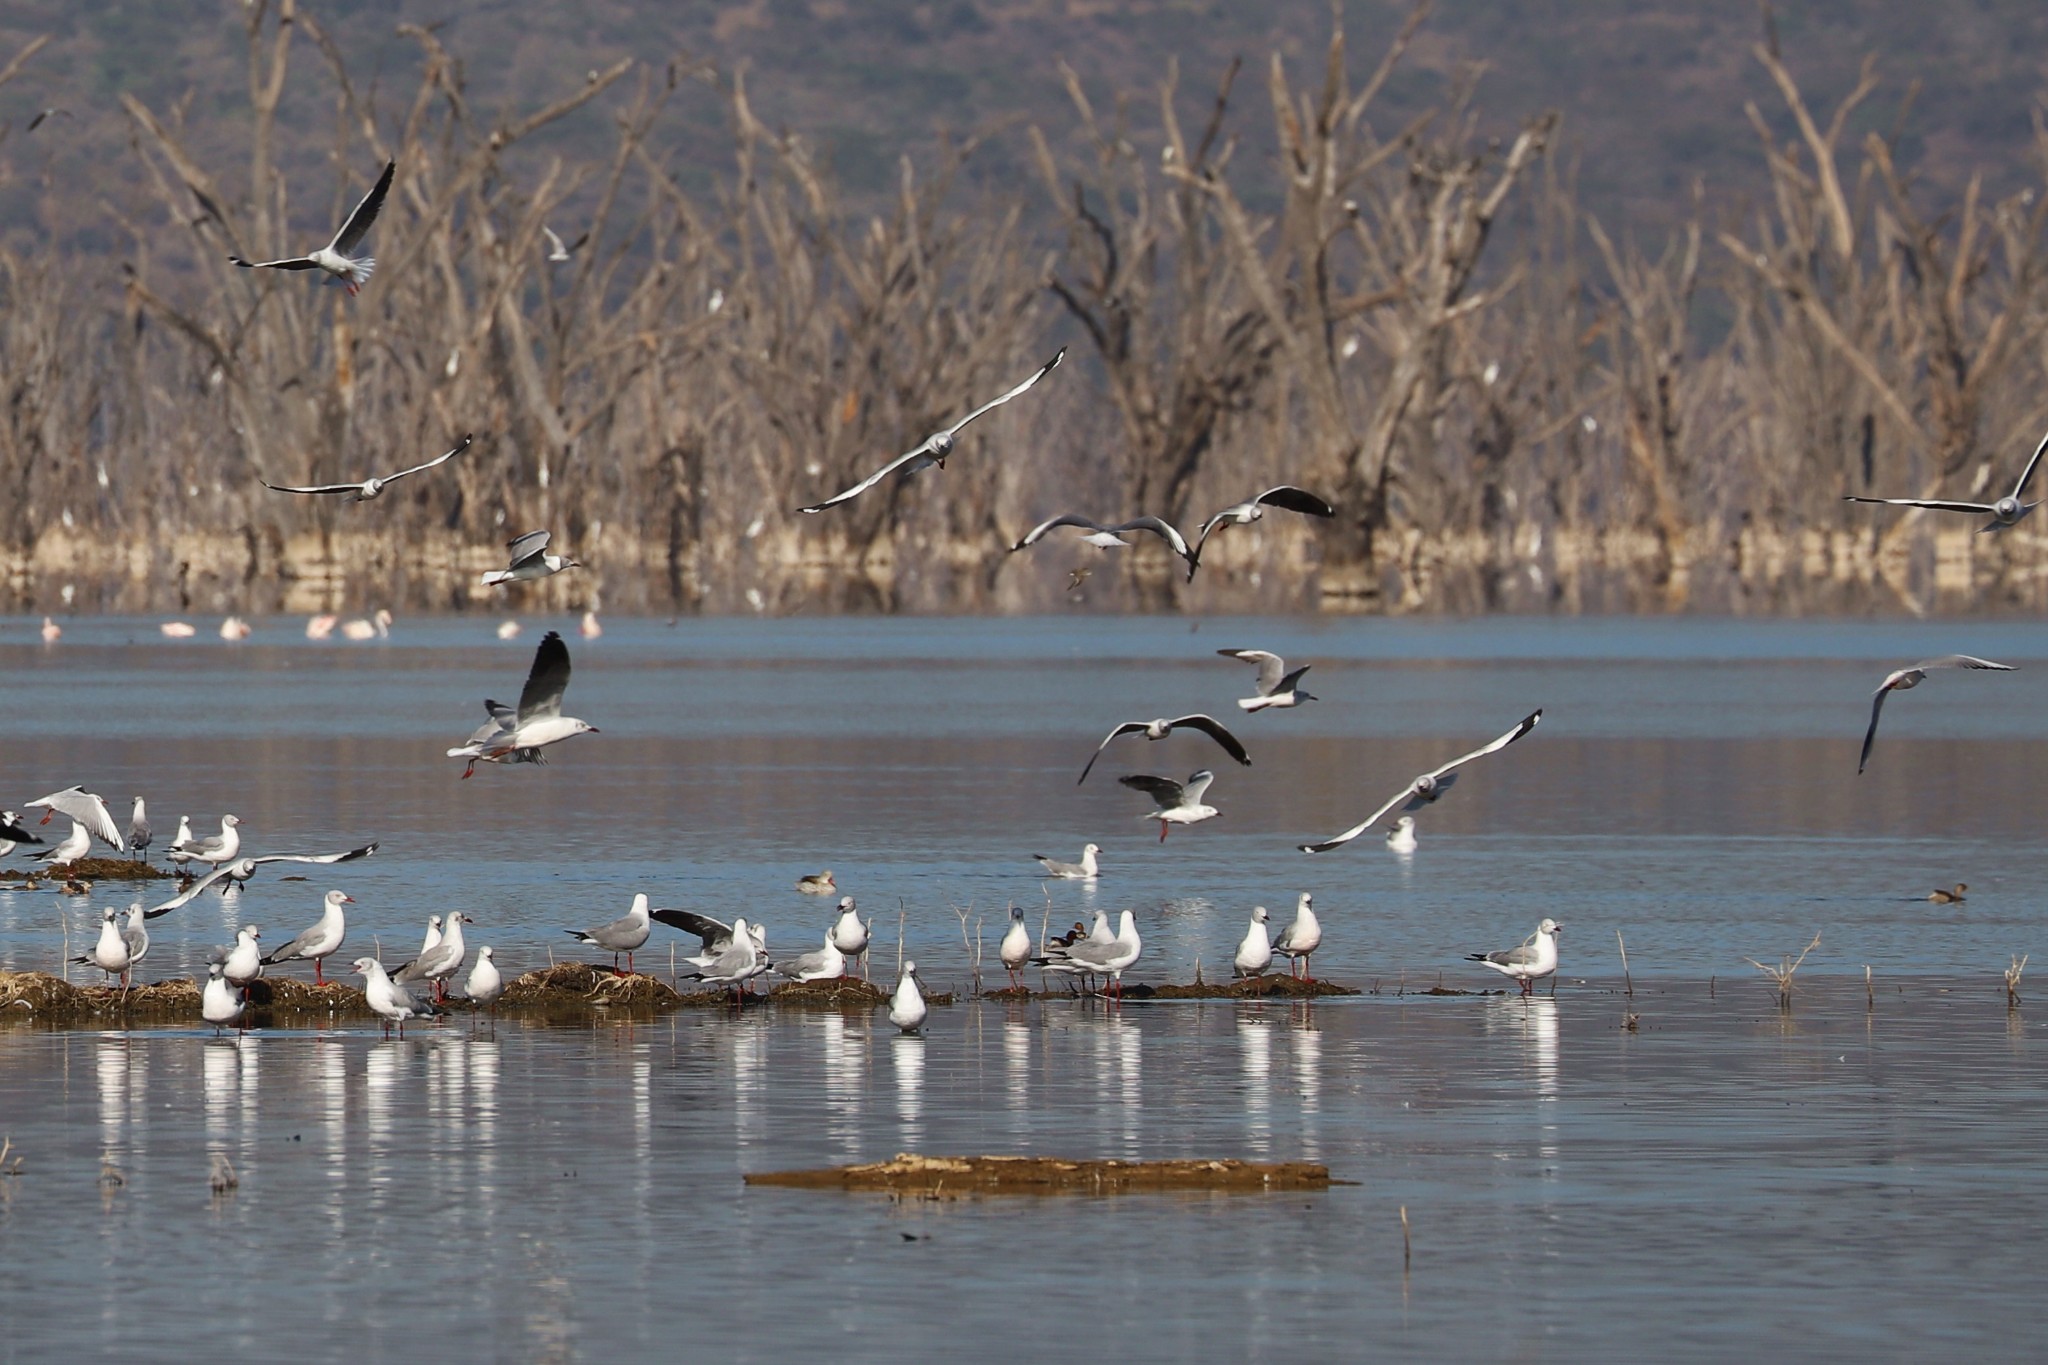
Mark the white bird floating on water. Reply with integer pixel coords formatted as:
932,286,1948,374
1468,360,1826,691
888,961,929,1033
262,434,470,503
305,615,338,640
482,530,579,586
1215,649,1318,712
1858,655,2015,774
497,620,522,640
146,842,379,917
1009,514,1198,577
40,616,60,642
219,616,252,641
202,960,246,1035
1189,485,1336,578
1034,843,1100,880
1272,893,1322,980
1119,770,1221,842
1844,426,2048,533
340,610,392,641
260,890,352,984
565,893,653,973
1078,713,1251,784
26,785,125,851
795,870,837,896
1386,816,1418,853
1466,918,1562,995
1234,905,1273,977
798,349,1065,513
230,159,395,296
1299,710,1542,854
450,630,598,778
160,621,196,638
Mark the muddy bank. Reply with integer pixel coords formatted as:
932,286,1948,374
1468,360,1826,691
0,971,373,1023
745,1152,1337,1196
0,857,178,888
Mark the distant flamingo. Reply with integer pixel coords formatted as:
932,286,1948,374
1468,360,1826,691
40,616,60,642
160,622,196,638
305,615,338,640
341,609,392,641
579,609,602,639
219,616,252,641
497,620,522,640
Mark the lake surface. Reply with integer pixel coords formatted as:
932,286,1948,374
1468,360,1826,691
3,614,2046,1357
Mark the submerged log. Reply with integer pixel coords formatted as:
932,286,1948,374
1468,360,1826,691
746,1152,1336,1195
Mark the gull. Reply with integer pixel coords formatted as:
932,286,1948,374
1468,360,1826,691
1299,710,1542,853
1929,883,1968,904
27,108,72,133
1843,428,2048,533
202,960,247,1035
1465,918,1562,995
1858,656,2015,774
72,908,134,987
260,890,351,984
0,809,44,854
481,530,579,586
650,907,769,970
1271,893,1322,980
262,434,471,502
1120,770,1221,842
542,226,587,262
341,609,392,640
1386,816,1418,854
218,926,264,987
184,815,243,870
1190,485,1336,578
32,821,90,868
165,816,194,864
465,947,504,1013
683,916,768,1001
564,892,652,973
796,870,837,896
27,785,125,851
1034,844,1099,880
1234,906,1273,977
888,961,929,1033
452,630,598,777
414,915,444,961
446,701,546,775
798,348,1065,512
229,159,396,296
397,912,469,1000
1010,515,1197,577
126,798,151,861
1215,649,1317,712
773,929,847,984
1047,909,1141,1000
828,895,872,969
1032,910,1115,991
145,842,379,917
1078,714,1250,784
120,903,149,976
353,958,436,1035
999,906,1033,987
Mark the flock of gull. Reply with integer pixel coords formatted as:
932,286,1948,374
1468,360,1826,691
13,155,2034,1032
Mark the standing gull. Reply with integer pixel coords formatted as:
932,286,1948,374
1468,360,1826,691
145,843,379,917
165,816,195,865
126,799,151,861
202,960,246,1035
230,159,396,296
260,890,351,985
1034,844,1100,880
1466,919,1562,995
1844,427,2048,533
481,530,579,586
1120,770,1221,842
1299,710,1542,854
1858,656,2015,774
1215,649,1317,712
650,908,768,969
397,912,469,1000
1271,893,1323,981
1233,906,1273,978
119,904,149,978
31,821,90,868
218,927,264,987
1010,515,1198,577
466,947,504,1014
262,434,471,503
183,815,243,871
26,786,125,851
71,908,133,987
1046,909,1142,1000
999,906,1033,987
564,893,653,973
798,349,1065,513
353,958,437,1035
828,896,872,976
1189,486,1336,578
683,917,768,1002
773,929,847,984
451,631,598,778
1078,714,1250,784
888,961,929,1033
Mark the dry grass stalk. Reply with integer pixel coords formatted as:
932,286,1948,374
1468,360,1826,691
1743,931,1822,1008
1616,928,1633,998
2006,954,2028,1006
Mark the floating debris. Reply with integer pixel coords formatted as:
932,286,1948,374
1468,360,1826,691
746,1152,1337,1196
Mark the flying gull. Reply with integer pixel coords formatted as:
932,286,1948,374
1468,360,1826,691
262,434,471,502
260,890,352,984
230,160,396,296
1120,770,1221,841
1844,427,2048,533
1233,905,1273,978
481,530,579,586
1465,918,1562,995
1190,486,1336,578
26,786,125,851
542,226,587,262
564,892,652,973
1858,655,2015,774
1215,649,1318,712
1271,893,1322,980
1010,514,1197,577
798,348,1065,513
1299,710,1542,853
1034,843,1100,880
450,631,597,777
1078,714,1250,784
0,809,44,855
145,842,379,917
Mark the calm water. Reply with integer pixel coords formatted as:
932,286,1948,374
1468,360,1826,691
3,614,2047,1357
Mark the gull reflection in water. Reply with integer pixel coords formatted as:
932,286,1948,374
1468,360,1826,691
816,1014,867,1160
1239,1016,1273,1156
727,1016,769,1152
97,1037,134,1151
1292,1020,1323,1160
893,1034,925,1146
364,1043,401,1201
469,1038,501,1197
1087,1015,1142,1151
1004,1019,1032,1118
201,1039,240,1143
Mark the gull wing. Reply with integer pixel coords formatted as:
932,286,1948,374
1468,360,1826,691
1181,769,1217,804
516,631,572,724
1078,721,1151,785
260,478,366,496
27,786,124,849
1217,648,1287,695
249,842,379,868
1858,685,1893,775
1842,496,1995,514
649,907,734,952
1117,773,1186,809
1910,654,2016,674
505,530,552,568
1012,514,1112,550
1298,785,1414,854
1191,505,1245,556
940,348,1065,438
798,444,940,514
1167,714,1252,766
145,864,238,918
229,255,321,271
0,812,42,844
1105,517,1196,571
1418,710,1543,784
1275,665,1313,695
381,433,472,484
330,160,396,254
1252,486,1336,517
2011,425,2048,500
1474,936,1542,968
